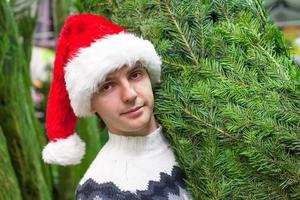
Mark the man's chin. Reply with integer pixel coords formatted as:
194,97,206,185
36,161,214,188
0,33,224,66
118,121,154,136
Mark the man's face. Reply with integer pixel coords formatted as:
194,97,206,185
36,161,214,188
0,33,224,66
91,63,157,136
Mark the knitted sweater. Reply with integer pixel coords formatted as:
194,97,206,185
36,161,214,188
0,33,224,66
76,126,192,200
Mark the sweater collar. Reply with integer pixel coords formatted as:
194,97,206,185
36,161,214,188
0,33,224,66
106,125,169,157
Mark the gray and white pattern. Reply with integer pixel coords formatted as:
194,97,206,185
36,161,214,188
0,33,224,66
76,166,191,200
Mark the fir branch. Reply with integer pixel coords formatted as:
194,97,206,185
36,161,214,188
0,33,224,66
254,43,280,68
252,0,267,22
183,107,239,141
162,59,186,69
162,0,199,65
162,59,199,69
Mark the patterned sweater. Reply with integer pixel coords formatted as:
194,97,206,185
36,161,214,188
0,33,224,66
76,126,192,200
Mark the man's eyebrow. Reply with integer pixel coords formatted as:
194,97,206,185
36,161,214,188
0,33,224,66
127,65,143,74
102,75,115,83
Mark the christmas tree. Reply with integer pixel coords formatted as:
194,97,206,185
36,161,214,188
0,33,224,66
76,0,300,199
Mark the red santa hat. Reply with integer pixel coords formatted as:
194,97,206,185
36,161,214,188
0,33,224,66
42,14,161,165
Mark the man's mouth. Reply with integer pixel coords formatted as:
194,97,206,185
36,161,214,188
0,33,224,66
121,105,144,115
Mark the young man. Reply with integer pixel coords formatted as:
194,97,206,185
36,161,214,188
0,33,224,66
42,14,192,199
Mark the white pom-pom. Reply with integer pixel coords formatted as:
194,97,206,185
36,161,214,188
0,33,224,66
42,133,86,166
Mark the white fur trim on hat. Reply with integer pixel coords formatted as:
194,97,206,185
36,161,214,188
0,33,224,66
42,133,85,166
64,32,161,117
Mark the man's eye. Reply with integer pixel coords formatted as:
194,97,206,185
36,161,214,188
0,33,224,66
100,83,113,92
130,71,143,79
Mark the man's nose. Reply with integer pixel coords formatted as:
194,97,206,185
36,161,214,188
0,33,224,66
121,81,137,103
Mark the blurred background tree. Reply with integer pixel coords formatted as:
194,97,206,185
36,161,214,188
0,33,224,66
0,0,51,199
